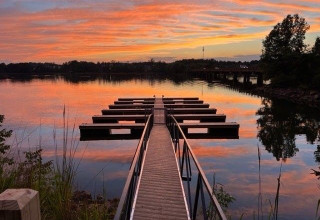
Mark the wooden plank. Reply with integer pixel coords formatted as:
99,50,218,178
92,115,147,123
102,109,152,115
153,98,165,124
118,97,199,101
80,123,145,129
163,97,199,100
118,98,155,101
185,133,239,139
165,103,209,108
171,114,226,122
79,123,145,138
133,99,188,219
109,103,209,109
179,122,239,138
80,133,142,141
0,189,41,220
179,122,239,128
167,108,217,114
114,101,155,104
101,108,217,115
163,100,203,104
114,100,203,104
109,104,154,109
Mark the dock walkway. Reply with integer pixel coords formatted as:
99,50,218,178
132,98,189,219
80,96,239,219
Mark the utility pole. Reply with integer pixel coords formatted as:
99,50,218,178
202,46,204,59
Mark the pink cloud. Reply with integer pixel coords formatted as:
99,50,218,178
0,1,319,62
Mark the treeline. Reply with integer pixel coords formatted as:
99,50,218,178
261,14,320,89
0,59,259,76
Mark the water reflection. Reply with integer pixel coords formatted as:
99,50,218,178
256,98,320,161
315,145,320,163
1,76,320,219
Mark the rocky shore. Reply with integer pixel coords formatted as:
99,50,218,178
220,80,320,109
252,86,320,108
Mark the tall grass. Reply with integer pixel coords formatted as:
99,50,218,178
44,105,80,219
257,145,263,220
0,111,116,219
0,114,16,192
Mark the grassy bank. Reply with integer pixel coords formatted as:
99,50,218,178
0,112,118,219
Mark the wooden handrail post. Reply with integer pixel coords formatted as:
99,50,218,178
0,189,41,220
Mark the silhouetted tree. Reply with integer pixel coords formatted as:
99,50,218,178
256,98,320,161
314,145,320,163
262,14,309,62
312,37,320,56
257,99,299,161
261,14,310,85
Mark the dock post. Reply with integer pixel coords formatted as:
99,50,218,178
182,127,188,135
213,72,218,80
0,188,41,220
257,72,263,86
233,73,238,82
131,128,143,135
80,128,110,137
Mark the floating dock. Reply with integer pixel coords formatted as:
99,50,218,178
79,97,239,220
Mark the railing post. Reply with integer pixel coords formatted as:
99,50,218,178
168,115,228,220
199,176,208,220
0,189,41,220
177,125,181,168
185,145,193,218
193,175,201,220
181,141,186,177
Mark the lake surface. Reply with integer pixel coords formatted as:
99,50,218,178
0,76,319,219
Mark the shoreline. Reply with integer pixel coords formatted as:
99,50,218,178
1,72,319,109
221,81,320,109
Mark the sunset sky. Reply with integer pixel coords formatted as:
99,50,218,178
1,0,320,63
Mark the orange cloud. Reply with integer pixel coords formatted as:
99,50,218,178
1,1,319,62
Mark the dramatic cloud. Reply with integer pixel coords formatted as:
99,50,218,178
0,0,319,62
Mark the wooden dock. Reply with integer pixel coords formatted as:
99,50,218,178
108,103,210,109
81,98,236,140
114,100,204,104
101,108,217,115
118,97,199,101
132,98,189,219
92,115,147,123
79,96,238,219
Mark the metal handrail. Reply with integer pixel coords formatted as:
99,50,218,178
167,115,227,220
114,114,153,220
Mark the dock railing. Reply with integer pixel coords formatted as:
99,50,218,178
114,114,153,220
167,115,227,220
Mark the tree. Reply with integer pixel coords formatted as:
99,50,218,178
262,14,309,61
261,14,310,81
312,37,320,56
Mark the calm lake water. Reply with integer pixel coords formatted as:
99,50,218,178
0,76,319,219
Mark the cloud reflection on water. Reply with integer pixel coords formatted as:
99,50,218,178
0,78,319,219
